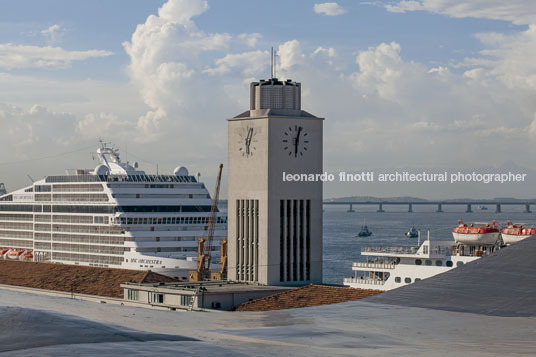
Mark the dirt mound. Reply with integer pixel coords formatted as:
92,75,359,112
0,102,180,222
235,284,382,311
0,260,178,298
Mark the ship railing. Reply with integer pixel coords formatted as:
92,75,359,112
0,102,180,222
352,262,396,269
343,277,386,285
362,246,418,255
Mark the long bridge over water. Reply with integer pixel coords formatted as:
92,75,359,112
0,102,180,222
323,201,535,213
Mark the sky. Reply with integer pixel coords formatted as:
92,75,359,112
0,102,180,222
1,0,536,199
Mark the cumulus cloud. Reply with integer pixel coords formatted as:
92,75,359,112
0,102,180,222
383,0,536,25
0,103,76,147
41,24,64,43
0,44,112,69
204,50,270,76
238,33,262,48
76,112,135,139
122,0,276,149
278,40,305,71
267,34,536,173
313,2,348,16
469,26,536,92
313,47,336,58
122,0,228,140
351,42,406,100
528,114,536,135
157,0,208,24
2,0,536,198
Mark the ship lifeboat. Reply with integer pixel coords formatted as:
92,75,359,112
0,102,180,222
6,249,25,259
19,250,34,261
501,221,536,245
0,248,9,259
452,220,500,245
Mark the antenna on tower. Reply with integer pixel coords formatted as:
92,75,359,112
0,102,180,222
270,47,278,79
270,47,274,78
274,49,277,79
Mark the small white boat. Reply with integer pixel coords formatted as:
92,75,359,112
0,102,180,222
405,226,418,238
357,225,372,237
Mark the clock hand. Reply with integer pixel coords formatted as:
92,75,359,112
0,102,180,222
245,128,253,155
294,127,302,157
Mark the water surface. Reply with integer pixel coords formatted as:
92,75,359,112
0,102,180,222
323,204,534,284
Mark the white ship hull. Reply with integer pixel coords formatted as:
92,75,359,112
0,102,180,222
501,233,532,245
343,239,488,291
122,253,220,280
452,232,499,245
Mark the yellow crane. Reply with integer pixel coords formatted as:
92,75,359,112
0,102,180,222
189,164,226,282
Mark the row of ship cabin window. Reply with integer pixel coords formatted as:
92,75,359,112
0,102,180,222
118,216,227,225
394,261,465,283
395,277,420,284
414,259,464,267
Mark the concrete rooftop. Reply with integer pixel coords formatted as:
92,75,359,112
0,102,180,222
1,239,535,355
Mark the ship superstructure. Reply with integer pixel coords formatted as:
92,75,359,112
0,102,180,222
343,234,497,291
0,143,227,280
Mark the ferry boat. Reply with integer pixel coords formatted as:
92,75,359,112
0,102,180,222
0,142,227,280
452,220,500,245
343,232,497,291
501,221,536,245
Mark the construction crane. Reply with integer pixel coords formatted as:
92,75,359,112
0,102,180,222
211,239,227,281
189,164,225,282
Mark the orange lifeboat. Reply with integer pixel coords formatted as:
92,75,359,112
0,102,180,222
6,249,25,259
452,220,500,245
501,221,536,245
20,250,34,261
0,248,9,259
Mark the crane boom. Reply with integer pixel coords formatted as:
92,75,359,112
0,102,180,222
196,163,223,275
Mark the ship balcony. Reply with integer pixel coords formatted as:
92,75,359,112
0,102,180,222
362,246,419,255
343,277,386,286
352,262,396,271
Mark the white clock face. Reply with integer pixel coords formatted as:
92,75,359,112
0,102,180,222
282,125,309,157
237,126,258,157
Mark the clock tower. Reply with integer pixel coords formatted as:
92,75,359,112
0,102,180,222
227,78,323,286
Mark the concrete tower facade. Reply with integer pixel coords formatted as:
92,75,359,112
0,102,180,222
227,78,323,286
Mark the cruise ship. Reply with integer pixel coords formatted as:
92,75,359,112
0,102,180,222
0,143,227,280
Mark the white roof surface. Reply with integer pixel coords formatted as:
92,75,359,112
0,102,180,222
1,239,535,355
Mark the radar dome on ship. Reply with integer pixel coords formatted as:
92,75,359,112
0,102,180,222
173,166,189,176
94,164,110,176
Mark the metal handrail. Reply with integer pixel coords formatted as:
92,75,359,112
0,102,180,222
343,277,386,285
362,246,418,254
352,262,396,269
